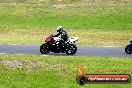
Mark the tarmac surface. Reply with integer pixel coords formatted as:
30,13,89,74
0,44,131,58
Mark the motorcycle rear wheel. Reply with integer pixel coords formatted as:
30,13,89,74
65,44,77,55
40,44,50,54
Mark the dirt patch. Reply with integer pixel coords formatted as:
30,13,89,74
0,60,45,69
52,4,67,9
0,60,23,69
0,60,65,72
52,4,75,9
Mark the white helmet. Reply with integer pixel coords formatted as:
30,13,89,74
130,39,132,43
56,26,63,32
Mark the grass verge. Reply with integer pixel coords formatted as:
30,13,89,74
0,3,132,46
0,54,132,88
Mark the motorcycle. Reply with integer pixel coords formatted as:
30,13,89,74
40,34,78,55
125,40,132,54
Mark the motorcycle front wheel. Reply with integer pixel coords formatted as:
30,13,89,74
125,45,132,54
40,44,50,54
65,44,77,55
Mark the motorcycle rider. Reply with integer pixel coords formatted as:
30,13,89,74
53,26,69,46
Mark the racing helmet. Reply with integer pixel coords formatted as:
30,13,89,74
56,26,63,33
130,39,132,43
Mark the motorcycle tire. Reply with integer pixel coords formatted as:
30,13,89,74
40,44,50,54
125,45,132,54
65,44,77,55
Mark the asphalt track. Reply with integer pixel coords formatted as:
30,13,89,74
0,44,131,58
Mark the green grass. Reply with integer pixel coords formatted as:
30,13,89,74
0,55,132,88
0,3,132,46
0,2,131,88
